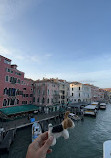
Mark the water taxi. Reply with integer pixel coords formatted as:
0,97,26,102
84,105,97,116
103,140,111,158
91,102,99,109
100,103,106,110
69,113,81,121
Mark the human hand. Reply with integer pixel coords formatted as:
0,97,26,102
26,131,53,158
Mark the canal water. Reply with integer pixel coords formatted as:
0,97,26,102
1,104,111,158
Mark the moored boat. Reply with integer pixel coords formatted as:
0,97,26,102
100,103,106,110
103,140,111,158
84,105,97,117
69,113,81,121
91,102,99,109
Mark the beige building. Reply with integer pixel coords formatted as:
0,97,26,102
58,80,70,104
70,82,91,103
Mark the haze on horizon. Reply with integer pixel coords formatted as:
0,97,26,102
0,0,111,88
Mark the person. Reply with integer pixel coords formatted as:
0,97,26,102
26,131,53,158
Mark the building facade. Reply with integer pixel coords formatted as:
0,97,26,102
70,82,91,103
58,80,70,104
0,55,33,108
33,79,59,106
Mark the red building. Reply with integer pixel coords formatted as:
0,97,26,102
0,55,33,109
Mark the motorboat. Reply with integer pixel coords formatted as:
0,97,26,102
91,102,99,109
100,103,106,110
103,140,111,158
84,105,97,117
69,113,81,121
32,122,42,142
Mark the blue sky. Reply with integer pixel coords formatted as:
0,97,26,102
0,0,111,88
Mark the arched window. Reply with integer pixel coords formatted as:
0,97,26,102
47,98,49,103
3,99,7,106
4,88,7,95
37,98,39,103
42,98,45,103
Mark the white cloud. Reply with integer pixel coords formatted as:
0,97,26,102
0,45,12,55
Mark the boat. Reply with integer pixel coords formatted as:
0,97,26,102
32,122,42,142
91,102,99,109
103,140,111,158
84,105,97,117
69,113,81,121
100,103,106,110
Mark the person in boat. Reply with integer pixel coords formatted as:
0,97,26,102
26,131,53,158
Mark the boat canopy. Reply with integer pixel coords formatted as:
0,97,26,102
84,105,97,110
91,102,99,105
69,113,75,116
100,103,106,105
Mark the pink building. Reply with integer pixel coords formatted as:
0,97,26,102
33,79,59,106
0,55,33,108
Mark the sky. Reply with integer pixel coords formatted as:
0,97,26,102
0,0,111,88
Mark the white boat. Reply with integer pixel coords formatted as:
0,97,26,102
32,122,42,142
100,103,106,109
84,105,97,116
91,102,99,109
69,113,81,121
103,140,111,158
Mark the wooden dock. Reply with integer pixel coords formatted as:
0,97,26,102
8,113,64,131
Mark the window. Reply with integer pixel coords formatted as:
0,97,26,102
18,79,20,84
4,59,11,64
17,99,19,104
5,76,9,82
10,99,15,105
33,97,35,102
30,94,33,97
79,93,80,97
4,88,7,95
3,99,7,106
72,93,73,96
37,98,39,103
72,88,73,91
47,98,49,103
79,87,80,90
48,89,49,95
42,98,45,103
23,88,26,90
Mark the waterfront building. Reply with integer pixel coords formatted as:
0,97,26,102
33,78,59,106
58,79,70,104
69,82,91,104
86,84,100,102
0,55,33,109
98,89,105,101
103,88,111,103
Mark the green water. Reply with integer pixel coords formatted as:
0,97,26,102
1,104,111,158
